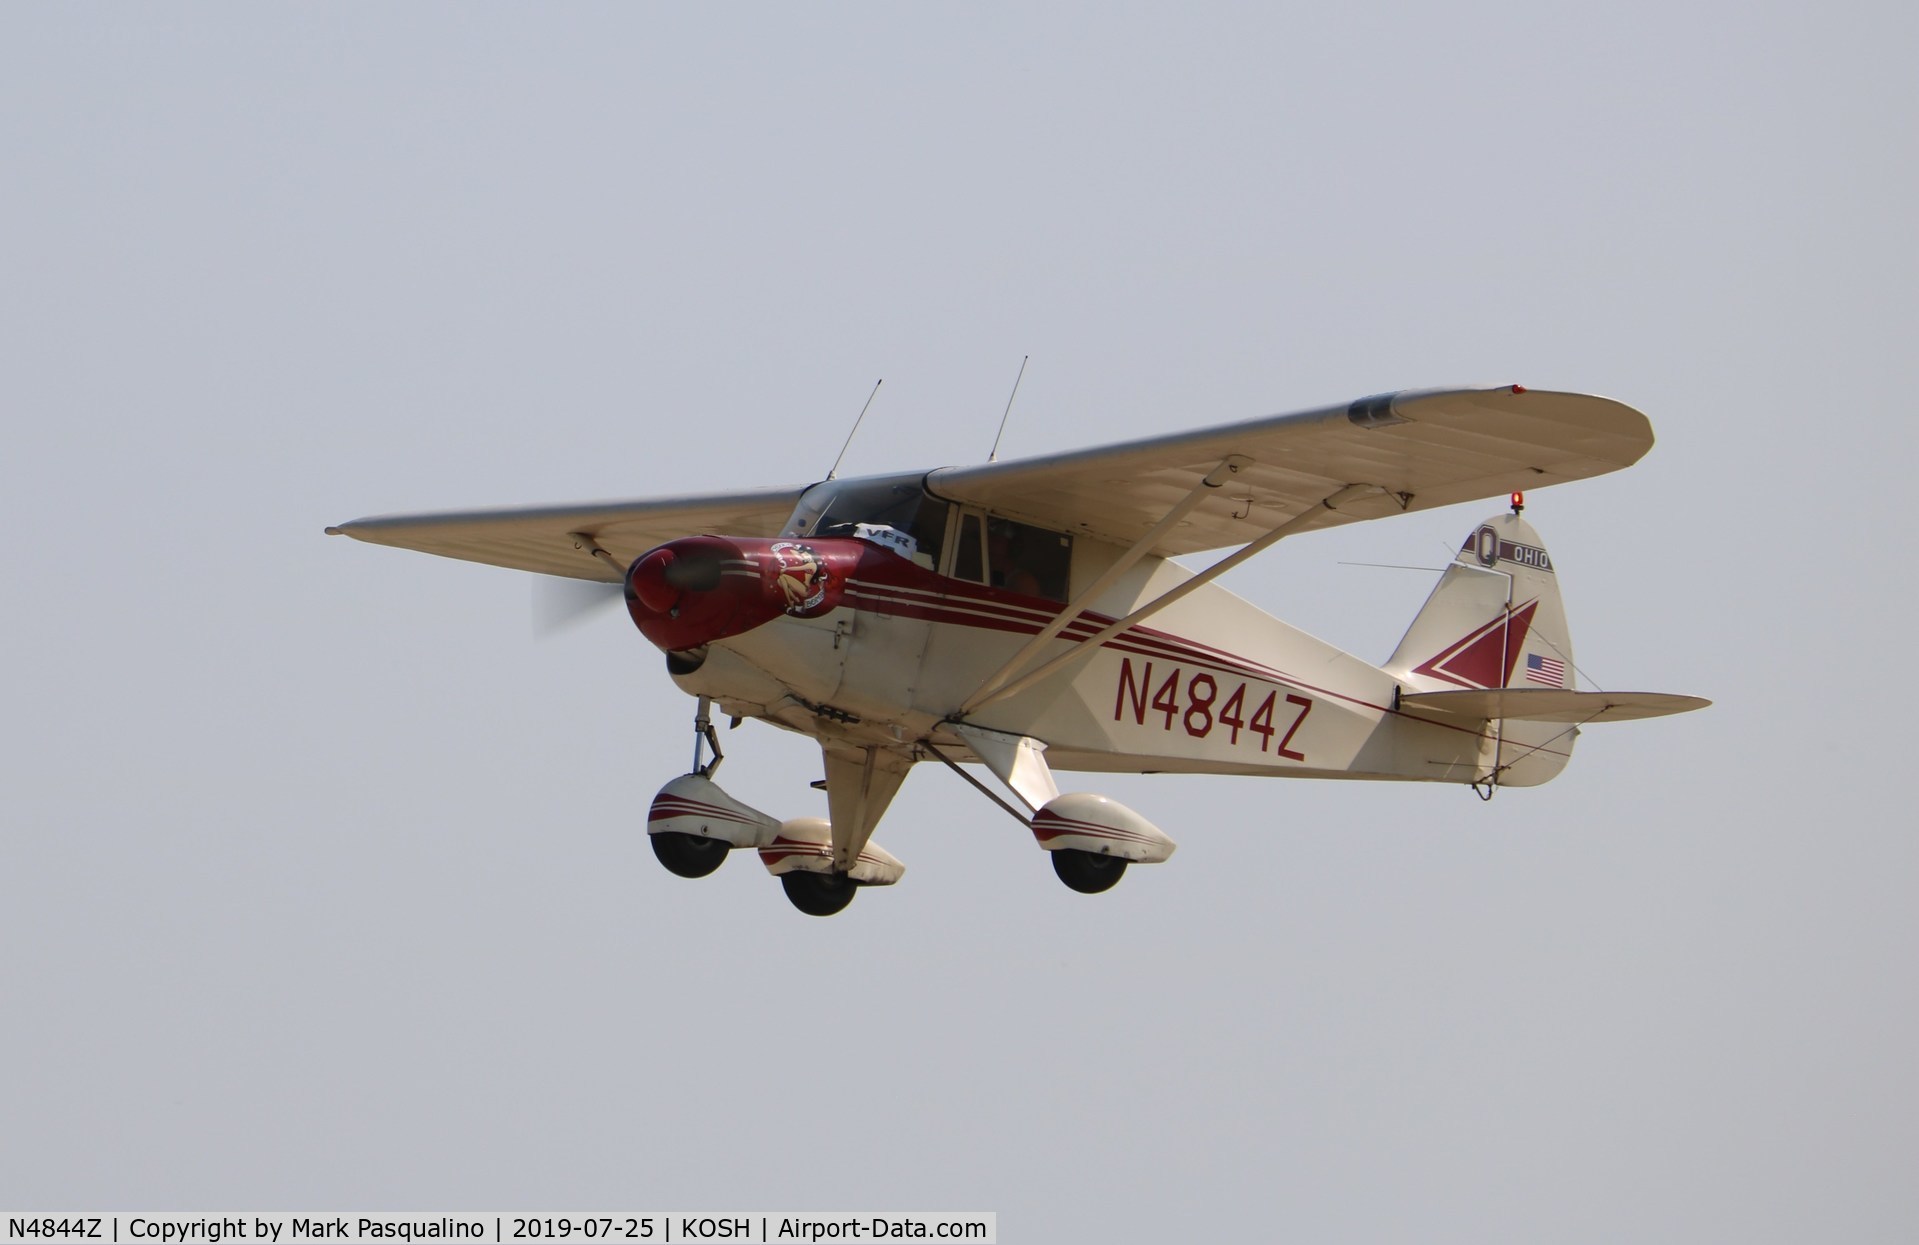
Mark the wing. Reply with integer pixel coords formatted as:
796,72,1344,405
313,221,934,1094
326,486,807,581
927,386,1654,556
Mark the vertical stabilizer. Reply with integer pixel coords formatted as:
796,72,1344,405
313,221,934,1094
1386,512,1578,786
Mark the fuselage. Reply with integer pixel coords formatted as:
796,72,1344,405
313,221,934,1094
625,474,1545,785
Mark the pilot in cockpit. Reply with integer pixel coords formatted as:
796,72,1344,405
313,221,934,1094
988,519,1043,597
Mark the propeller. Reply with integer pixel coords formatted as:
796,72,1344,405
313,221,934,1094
535,542,731,638
532,575,624,637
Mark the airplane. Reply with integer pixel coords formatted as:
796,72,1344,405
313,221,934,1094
328,383,1708,916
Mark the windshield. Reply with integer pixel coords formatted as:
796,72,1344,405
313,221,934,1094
783,474,950,566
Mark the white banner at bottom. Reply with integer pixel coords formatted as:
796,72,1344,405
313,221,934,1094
0,1215,995,1245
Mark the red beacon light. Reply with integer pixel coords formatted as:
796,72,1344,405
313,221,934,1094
1510,490,1525,514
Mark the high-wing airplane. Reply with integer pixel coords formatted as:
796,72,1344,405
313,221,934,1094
329,384,1707,915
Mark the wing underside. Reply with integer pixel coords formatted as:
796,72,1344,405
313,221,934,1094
326,487,808,581
928,385,1654,557
326,385,1654,579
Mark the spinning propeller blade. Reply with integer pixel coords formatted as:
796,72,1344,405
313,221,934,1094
532,576,624,637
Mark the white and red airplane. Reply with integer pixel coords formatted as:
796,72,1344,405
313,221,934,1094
329,384,1706,915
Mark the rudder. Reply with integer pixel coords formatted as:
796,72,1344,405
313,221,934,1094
1385,510,1578,785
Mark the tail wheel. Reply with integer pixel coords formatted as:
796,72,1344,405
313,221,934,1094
651,831,730,879
1052,848,1128,894
781,871,857,917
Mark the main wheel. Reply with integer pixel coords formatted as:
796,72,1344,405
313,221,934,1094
781,870,858,917
651,831,730,879
1052,848,1128,894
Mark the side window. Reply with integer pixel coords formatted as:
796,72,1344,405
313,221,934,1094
947,510,1070,601
988,519,1071,601
1028,529,1072,601
954,512,985,582
906,496,950,570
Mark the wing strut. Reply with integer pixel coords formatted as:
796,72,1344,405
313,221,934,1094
958,454,1251,714
566,531,626,576
961,482,1386,715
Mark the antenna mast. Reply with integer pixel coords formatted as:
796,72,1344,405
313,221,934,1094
988,355,1028,462
826,379,882,480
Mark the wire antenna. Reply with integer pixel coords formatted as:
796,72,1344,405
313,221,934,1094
826,379,882,480
988,355,1028,462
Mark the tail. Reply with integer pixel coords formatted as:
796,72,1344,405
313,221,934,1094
1385,509,1579,786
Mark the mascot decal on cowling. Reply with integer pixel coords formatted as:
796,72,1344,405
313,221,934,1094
770,541,834,616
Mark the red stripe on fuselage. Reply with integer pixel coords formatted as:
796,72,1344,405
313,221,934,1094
845,577,1300,688
832,554,1566,755
843,571,1359,714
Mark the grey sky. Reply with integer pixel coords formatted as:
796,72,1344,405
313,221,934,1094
3,4,1913,1240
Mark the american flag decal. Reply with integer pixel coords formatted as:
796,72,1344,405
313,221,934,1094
1525,652,1567,686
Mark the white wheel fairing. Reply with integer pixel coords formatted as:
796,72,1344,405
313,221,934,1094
757,817,904,886
646,773,780,850
1030,793,1175,864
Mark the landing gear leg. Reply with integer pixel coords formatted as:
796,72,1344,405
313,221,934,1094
645,701,756,880
692,696,723,778
926,737,1158,896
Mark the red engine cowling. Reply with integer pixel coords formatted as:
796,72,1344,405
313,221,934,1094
624,535,862,653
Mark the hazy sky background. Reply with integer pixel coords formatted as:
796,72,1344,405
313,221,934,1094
3,4,1913,1240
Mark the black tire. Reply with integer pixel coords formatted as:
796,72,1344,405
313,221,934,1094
1052,848,1128,894
651,831,730,879
781,870,858,917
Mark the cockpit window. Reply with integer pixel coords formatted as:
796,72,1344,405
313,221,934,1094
946,510,1072,602
987,516,1072,602
783,474,949,569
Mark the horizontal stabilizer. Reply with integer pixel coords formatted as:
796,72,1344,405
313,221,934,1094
1399,688,1710,723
